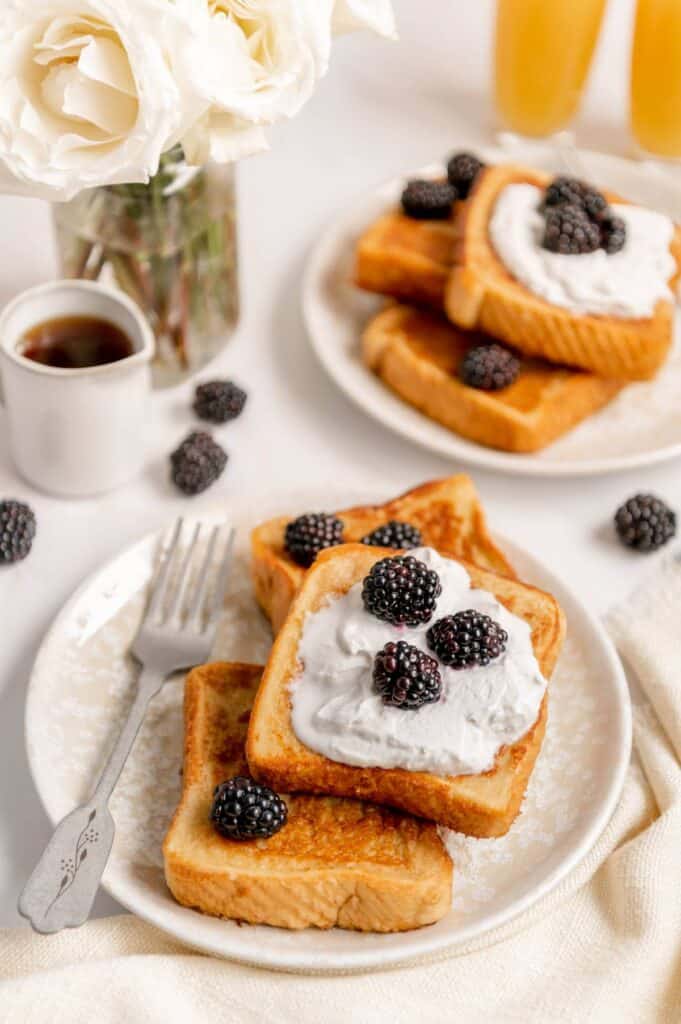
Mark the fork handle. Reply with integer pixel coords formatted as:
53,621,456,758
18,667,164,934
94,667,165,803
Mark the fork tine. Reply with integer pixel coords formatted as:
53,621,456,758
186,525,221,629
166,522,201,623
145,518,183,623
205,528,236,629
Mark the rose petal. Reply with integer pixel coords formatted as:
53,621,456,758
62,75,137,136
77,36,137,97
332,0,397,38
182,110,268,164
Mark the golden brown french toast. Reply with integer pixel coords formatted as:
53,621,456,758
247,545,565,838
251,476,515,634
444,164,681,382
355,209,460,307
363,304,624,453
164,662,453,932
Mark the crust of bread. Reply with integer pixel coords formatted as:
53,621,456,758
251,475,516,635
163,662,453,932
444,164,681,381
247,546,566,837
363,303,624,453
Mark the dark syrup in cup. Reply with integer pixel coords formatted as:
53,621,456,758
20,316,134,369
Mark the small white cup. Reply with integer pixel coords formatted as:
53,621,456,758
0,280,154,497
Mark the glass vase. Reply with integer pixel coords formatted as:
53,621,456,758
53,147,239,388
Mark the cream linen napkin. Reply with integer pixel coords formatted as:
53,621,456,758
2,559,681,1024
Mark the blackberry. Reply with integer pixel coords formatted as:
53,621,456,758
446,151,484,199
170,431,227,495
362,554,441,627
542,203,600,255
285,513,344,567
0,500,36,564
544,176,608,221
614,494,676,552
583,190,610,223
544,176,585,208
427,610,508,669
193,380,247,423
210,776,287,841
460,343,520,391
361,520,423,550
373,640,442,709
401,179,456,220
600,213,627,255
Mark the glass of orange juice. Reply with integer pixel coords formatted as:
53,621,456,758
494,0,608,138
630,0,681,158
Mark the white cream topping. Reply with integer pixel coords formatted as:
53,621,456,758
290,548,546,777
489,183,675,319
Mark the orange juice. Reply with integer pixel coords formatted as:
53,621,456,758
494,0,607,137
631,0,681,157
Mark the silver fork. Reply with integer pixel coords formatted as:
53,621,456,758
18,519,235,935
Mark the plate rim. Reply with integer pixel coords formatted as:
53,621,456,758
301,150,681,478
24,515,632,973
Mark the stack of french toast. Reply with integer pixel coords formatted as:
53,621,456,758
357,154,681,453
164,476,566,933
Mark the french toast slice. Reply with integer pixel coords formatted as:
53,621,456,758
444,164,681,382
363,304,624,453
247,545,566,838
251,476,515,635
163,662,453,932
355,209,460,307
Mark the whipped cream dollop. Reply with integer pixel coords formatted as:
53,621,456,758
489,183,675,319
290,548,546,777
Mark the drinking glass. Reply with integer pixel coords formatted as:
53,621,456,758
494,0,608,138
630,0,681,158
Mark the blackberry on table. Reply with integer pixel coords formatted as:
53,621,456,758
427,610,508,669
0,500,36,564
193,380,247,423
361,520,423,550
401,179,456,220
170,431,227,495
285,513,344,567
600,213,627,255
460,343,520,391
544,176,608,222
614,494,676,552
210,776,287,841
542,203,600,255
362,554,441,627
373,640,442,709
446,151,484,199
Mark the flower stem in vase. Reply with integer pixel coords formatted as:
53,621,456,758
52,147,239,387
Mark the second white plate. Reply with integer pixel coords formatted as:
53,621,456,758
302,142,681,477
25,489,631,972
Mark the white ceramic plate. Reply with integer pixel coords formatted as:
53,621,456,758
302,141,681,477
25,491,631,972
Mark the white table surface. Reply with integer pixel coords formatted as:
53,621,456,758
1,0,677,929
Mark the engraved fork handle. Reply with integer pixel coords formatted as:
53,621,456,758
18,667,164,934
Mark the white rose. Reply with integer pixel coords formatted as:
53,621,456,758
332,0,397,39
0,0,190,201
174,0,395,165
